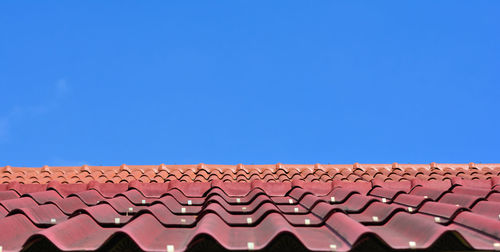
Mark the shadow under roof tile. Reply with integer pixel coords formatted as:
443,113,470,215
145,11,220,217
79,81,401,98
492,184,500,192
142,170,156,179
274,211,323,227
49,197,88,215
69,190,104,205
325,187,361,203
410,187,448,201
386,173,404,181
30,214,118,251
438,193,483,208
151,176,165,183
75,204,132,226
102,196,148,215
168,181,211,197
418,201,465,219
369,187,405,200
452,186,492,198
324,211,372,246
447,223,500,250
10,204,67,225
210,180,250,197
0,214,41,251
162,189,203,205
116,213,192,251
88,182,128,198
8,182,47,195
487,193,500,202
393,193,429,208
345,173,362,182
121,175,134,182
452,178,492,188
291,181,333,195
138,203,197,226
348,201,405,224
299,194,322,209
24,190,62,204
95,176,107,183
47,182,88,197
250,181,291,196
205,188,262,204
128,181,170,197
66,177,81,184
471,201,500,220
334,194,379,213
118,190,151,205
203,195,269,214
332,180,372,195
197,202,282,226
1,197,39,212
453,211,500,240
138,176,150,183
154,195,201,214
373,180,412,191
368,211,450,249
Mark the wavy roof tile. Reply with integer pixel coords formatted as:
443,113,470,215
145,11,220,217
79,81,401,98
0,163,499,251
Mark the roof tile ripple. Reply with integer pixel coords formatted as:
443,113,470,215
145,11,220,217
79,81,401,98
0,163,498,251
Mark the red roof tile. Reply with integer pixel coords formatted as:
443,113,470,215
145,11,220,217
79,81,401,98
0,163,499,251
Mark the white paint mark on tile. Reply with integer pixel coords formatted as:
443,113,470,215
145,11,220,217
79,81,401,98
381,198,387,203
166,244,174,252
407,207,413,212
141,199,146,204
247,242,255,250
50,218,56,224
330,196,336,203
409,241,416,248
372,216,379,222
434,217,441,223
330,244,337,251
304,219,310,225
187,200,192,205
181,207,186,213
294,207,299,213
114,218,120,224
236,198,241,203
247,217,253,224
289,199,293,204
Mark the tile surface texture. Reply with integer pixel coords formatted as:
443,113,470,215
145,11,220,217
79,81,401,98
0,163,499,251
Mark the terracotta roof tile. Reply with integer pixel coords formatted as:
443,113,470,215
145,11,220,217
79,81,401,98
0,163,499,251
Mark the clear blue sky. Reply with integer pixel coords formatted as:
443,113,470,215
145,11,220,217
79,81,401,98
1,2,499,166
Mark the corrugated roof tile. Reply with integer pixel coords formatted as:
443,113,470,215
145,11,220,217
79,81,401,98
0,163,499,251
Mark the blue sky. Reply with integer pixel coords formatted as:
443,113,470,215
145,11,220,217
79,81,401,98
1,2,499,166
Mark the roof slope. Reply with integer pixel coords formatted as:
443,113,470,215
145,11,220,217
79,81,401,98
0,163,499,251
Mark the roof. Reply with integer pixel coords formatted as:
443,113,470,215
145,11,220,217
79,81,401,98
0,163,499,251
2,162,499,184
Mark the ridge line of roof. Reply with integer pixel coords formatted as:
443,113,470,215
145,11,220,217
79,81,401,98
2,162,499,170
